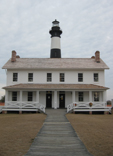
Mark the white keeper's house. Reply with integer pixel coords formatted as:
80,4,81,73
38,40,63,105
1,20,111,114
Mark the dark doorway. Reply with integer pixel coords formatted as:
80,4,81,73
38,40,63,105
59,94,65,108
46,94,52,108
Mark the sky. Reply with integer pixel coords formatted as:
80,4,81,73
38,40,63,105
0,0,113,100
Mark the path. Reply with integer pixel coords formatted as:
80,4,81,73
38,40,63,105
25,109,92,156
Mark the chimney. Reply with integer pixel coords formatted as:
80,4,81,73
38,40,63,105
11,50,16,62
16,55,20,58
95,51,100,63
91,56,95,59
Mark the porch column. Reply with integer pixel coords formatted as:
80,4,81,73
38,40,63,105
19,91,22,114
72,91,75,104
36,91,39,104
103,91,107,107
89,91,92,102
4,90,8,114
112,99,113,108
20,90,22,101
54,91,57,109
5,90,8,106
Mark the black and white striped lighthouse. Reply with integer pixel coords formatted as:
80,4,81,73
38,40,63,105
49,20,62,58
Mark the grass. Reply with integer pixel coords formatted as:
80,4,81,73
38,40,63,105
0,110,113,156
66,109,113,156
0,113,46,156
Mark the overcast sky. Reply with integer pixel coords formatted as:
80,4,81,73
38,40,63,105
0,0,113,100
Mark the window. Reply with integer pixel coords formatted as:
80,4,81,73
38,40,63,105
28,92,33,101
28,73,33,82
78,73,83,82
94,73,98,82
94,92,99,101
60,73,65,82
12,92,17,101
47,73,52,82
78,92,83,101
13,73,18,81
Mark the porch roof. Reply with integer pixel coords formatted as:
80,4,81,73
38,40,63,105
3,83,109,90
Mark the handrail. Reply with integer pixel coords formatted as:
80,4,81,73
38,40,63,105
3,101,45,113
67,102,108,113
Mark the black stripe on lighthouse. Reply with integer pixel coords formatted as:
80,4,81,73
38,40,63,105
49,20,62,58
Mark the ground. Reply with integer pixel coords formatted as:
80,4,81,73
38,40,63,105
66,110,113,156
0,110,113,156
0,113,46,156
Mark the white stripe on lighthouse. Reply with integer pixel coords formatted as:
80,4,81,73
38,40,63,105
51,37,61,49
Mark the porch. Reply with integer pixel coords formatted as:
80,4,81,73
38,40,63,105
2,91,110,113
2,83,110,113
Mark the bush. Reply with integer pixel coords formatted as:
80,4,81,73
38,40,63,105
0,95,5,103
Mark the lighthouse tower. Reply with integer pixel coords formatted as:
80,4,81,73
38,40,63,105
49,20,62,58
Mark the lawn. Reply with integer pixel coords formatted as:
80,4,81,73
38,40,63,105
66,110,113,156
0,113,46,156
0,111,113,156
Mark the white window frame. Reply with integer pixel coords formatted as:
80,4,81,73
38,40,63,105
13,73,18,82
94,92,99,101
78,73,83,82
78,92,84,102
47,73,52,82
12,92,17,101
59,73,65,82
28,92,33,101
28,73,33,82
94,73,99,82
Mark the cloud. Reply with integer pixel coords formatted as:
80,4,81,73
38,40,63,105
0,0,113,99
107,89,113,100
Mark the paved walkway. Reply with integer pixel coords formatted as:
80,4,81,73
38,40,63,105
25,109,92,156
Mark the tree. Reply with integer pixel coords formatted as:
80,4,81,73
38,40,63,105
0,95,5,103
107,100,111,105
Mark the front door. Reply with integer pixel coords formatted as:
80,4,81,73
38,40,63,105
59,94,65,108
46,94,52,108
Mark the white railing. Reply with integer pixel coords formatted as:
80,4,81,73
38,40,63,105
67,102,107,113
4,101,45,113
67,103,74,113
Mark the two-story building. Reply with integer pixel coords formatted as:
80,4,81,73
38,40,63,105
1,20,110,113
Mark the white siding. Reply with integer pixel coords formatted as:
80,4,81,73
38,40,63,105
84,92,89,102
65,92,72,107
7,69,105,86
39,91,46,106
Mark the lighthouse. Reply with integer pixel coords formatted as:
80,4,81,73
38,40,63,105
49,20,62,58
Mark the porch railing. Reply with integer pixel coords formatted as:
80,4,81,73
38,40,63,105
67,102,107,113
3,101,45,113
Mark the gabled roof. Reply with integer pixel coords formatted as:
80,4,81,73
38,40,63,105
3,83,109,90
2,58,109,70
